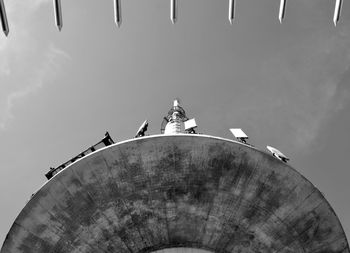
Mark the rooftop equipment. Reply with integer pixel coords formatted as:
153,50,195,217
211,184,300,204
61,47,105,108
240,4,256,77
266,145,289,163
230,128,249,143
135,120,149,138
45,132,115,180
184,118,197,133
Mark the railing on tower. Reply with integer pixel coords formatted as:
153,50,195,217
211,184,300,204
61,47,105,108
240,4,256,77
45,132,115,180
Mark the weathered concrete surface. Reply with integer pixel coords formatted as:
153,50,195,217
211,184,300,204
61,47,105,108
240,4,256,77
1,135,349,253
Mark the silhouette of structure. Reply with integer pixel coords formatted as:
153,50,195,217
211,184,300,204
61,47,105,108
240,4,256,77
1,100,349,253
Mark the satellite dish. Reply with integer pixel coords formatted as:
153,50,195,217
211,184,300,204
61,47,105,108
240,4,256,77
184,118,197,133
230,128,248,143
266,145,289,163
135,120,148,138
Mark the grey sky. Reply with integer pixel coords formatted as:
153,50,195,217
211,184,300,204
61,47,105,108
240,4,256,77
0,0,350,245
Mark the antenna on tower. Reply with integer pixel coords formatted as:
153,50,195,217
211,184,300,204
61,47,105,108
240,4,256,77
173,98,180,107
161,99,197,134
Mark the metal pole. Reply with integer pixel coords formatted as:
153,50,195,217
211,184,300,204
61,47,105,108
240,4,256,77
279,0,287,23
228,0,235,25
114,0,122,27
170,0,177,24
0,0,9,36
53,0,63,31
333,0,342,26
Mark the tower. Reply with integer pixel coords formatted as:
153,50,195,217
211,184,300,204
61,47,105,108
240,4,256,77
1,100,349,253
164,99,187,134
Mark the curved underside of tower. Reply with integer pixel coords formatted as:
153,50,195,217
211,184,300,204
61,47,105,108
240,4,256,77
1,135,349,253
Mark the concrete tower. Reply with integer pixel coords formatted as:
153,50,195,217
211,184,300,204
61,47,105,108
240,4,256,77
1,101,349,253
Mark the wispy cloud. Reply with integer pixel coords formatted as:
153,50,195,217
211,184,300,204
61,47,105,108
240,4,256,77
0,0,69,130
5,0,50,13
207,0,350,154
0,44,69,129
236,25,350,153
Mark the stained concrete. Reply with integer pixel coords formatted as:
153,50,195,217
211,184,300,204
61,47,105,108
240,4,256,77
1,135,349,253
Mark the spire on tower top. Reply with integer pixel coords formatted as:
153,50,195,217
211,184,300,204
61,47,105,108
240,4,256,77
173,98,180,107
